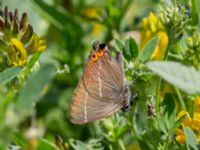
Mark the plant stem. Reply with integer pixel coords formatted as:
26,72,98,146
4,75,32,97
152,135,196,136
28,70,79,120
163,134,171,150
155,78,161,113
155,39,172,113
188,96,195,117
22,52,41,79
163,39,172,60
118,139,126,150
172,0,177,6
174,87,186,110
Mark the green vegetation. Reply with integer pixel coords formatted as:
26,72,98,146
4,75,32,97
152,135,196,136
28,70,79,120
0,0,200,149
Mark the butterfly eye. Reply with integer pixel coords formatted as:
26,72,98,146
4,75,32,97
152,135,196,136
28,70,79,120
97,50,104,57
91,53,98,62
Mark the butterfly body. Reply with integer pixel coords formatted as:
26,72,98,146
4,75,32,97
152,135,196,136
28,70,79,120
69,42,130,124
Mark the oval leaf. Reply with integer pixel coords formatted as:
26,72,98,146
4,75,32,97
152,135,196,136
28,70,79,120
139,36,159,63
16,63,56,112
125,37,138,59
115,39,124,52
146,61,200,94
37,139,60,150
115,39,131,61
162,93,176,124
0,67,22,85
69,139,87,150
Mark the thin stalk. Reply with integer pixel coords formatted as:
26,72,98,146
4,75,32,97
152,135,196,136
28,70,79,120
162,133,170,150
118,139,126,150
155,77,162,113
172,0,177,6
163,39,172,60
155,39,172,113
174,87,186,109
188,97,195,117
168,53,184,61
1,88,14,119
22,52,41,79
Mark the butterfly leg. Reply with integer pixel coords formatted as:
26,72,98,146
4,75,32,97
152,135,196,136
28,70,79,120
116,51,123,69
120,82,130,112
121,105,130,112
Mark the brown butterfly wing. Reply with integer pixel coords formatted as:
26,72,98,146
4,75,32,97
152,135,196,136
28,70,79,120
70,49,128,124
82,51,125,102
70,79,123,124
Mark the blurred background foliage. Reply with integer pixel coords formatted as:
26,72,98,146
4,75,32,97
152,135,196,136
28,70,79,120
0,0,200,149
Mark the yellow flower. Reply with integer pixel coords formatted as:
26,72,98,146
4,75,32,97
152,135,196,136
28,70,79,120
142,18,148,29
149,12,157,25
175,129,186,143
195,96,200,113
27,34,47,53
141,12,168,60
9,38,27,66
175,96,200,143
127,143,141,150
177,110,191,127
92,23,104,34
0,7,47,67
8,35,46,66
81,6,101,20
192,113,200,131
38,37,47,52
150,32,168,60
187,37,193,48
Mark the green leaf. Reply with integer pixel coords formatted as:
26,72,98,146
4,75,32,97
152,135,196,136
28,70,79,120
30,0,79,30
183,127,198,150
162,93,176,121
114,38,138,61
37,138,60,150
115,39,130,61
125,37,138,59
0,39,8,50
161,93,176,132
69,139,87,150
16,63,56,112
116,124,129,138
139,36,159,63
173,114,187,130
0,144,6,150
134,100,148,133
190,0,199,25
146,61,200,94
22,52,41,78
0,67,22,85
162,93,175,113
115,39,124,52
13,132,26,148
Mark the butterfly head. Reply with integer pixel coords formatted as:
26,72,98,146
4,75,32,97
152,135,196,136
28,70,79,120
89,41,107,64
92,41,106,51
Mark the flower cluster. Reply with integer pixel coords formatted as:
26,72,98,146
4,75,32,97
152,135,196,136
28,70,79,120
0,7,46,68
184,32,200,69
175,96,200,143
159,4,189,43
141,12,168,60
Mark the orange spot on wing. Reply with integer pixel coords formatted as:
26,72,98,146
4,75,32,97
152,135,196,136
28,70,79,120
97,49,104,57
91,52,98,62
89,48,106,65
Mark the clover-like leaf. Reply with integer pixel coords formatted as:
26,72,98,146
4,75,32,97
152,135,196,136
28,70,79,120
139,36,159,63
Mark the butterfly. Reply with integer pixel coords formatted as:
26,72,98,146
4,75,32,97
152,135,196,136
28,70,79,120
69,41,130,124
